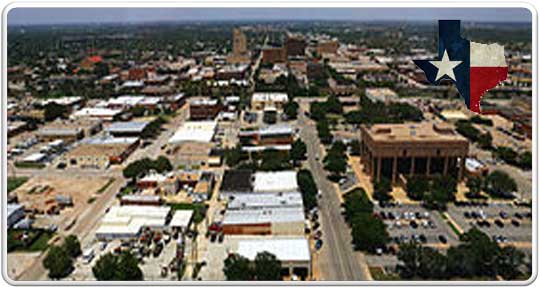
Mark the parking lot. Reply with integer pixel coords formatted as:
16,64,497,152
375,203,461,249
70,231,184,281
447,202,532,244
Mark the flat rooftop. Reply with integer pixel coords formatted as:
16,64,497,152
253,171,298,193
236,237,311,262
223,207,305,225
361,123,468,143
106,121,149,133
227,192,304,210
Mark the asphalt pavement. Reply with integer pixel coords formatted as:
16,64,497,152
297,105,371,281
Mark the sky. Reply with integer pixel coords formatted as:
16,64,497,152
8,8,532,25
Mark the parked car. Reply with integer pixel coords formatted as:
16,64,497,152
410,220,418,229
315,239,323,250
438,235,447,244
494,219,504,228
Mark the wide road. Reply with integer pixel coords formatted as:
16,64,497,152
297,103,371,281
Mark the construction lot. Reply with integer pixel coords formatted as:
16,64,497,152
13,175,112,231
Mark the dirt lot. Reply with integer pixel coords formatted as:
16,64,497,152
14,175,110,229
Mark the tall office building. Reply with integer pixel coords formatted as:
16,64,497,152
286,34,306,57
233,28,247,56
228,28,250,64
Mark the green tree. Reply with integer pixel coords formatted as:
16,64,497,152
316,119,333,145
496,246,525,280
397,242,422,279
223,253,253,281
290,139,307,164
424,175,457,210
153,156,173,173
465,176,484,199
63,235,82,258
349,139,361,156
43,246,73,279
325,94,343,114
518,151,532,170
310,102,326,121
493,146,518,165
373,177,392,203
477,132,493,150
406,177,429,201
224,145,246,167
44,102,68,122
260,149,290,171
350,213,390,253
92,252,143,281
254,252,282,280
116,251,144,280
284,101,299,120
297,169,318,210
485,170,517,198
92,253,118,280
343,188,373,223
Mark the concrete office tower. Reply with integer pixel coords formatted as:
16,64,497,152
286,33,307,57
233,28,247,56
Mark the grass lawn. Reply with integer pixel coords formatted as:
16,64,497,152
168,202,208,224
369,266,401,280
8,229,55,253
8,177,29,193
14,161,46,169
96,178,115,194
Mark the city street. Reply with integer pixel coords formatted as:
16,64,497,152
297,104,371,281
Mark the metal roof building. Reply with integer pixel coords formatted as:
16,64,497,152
227,192,304,210
106,121,149,135
253,171,298,193
95,205,171,240
236,237,311,279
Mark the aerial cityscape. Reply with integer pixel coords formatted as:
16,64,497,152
5,7,533,282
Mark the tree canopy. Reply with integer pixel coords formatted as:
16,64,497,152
92,251,143,281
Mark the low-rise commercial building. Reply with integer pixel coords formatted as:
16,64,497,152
222,206,305,236
253,170,298,193
95,205,171,240
106,121,150,137
168,121,217,144
60,136,139,169
251,92,288,110
72,107,123,121
227,192,304,210
189,98,222,120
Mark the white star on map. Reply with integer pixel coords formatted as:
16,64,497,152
429,50,462,81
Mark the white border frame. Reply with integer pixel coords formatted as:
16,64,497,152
1,1,537,286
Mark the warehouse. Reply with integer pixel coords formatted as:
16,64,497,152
7,204,25,229
37,127,84,143
227,192,304,210
60,136,139,169
253,171,298,193
106,121,150,137
222,206,305,236
235,237,311,279
168,121,217,144
95,205,171,240
169,210,194,233
72,107,123,121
